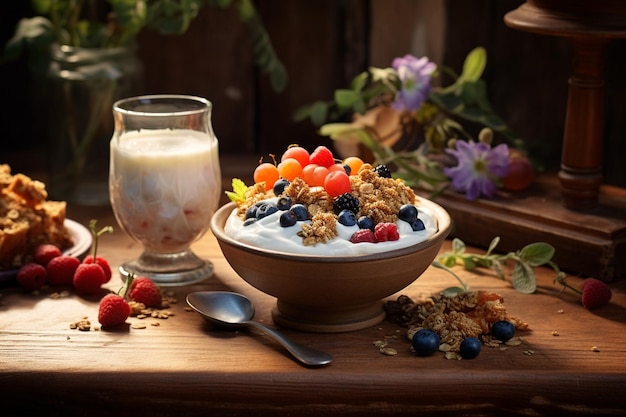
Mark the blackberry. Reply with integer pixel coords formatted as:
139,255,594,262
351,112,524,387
373,164,392,178
333,193,359,215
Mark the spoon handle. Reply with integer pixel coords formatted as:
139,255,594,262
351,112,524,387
245,321,333,367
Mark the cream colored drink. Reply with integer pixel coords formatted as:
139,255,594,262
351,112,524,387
110,129,220,252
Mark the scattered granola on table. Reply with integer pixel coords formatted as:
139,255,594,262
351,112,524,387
385,290,529,359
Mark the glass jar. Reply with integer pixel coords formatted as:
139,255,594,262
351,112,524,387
46,44,143,205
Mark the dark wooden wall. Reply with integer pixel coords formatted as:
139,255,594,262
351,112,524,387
1,0,625,187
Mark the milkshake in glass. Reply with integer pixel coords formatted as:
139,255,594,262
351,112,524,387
109,95,221,286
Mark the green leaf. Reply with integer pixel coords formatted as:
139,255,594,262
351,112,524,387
429,91,464,113
460,46,487,82
452,238,466,254
351,72,368,91
511,261,537,293
225,178,248,203
518,242,555,267
441,287,466,298
486,236,500,256
319,123,359,138
334,89,360,109
492,259,505,280
462,257,477,270
310,102,329,126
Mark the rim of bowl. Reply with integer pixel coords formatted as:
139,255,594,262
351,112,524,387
210,198,452,263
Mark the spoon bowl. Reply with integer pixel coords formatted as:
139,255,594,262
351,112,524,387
186,291,333,367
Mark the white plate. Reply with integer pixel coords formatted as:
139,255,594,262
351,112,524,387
0,219,93,283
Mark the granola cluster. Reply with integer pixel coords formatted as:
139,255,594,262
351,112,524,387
234,163,419,246
386,290,528,357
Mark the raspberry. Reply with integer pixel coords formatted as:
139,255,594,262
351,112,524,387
46,255,81,286
128,277,162,308
83,255,112,283
581,278,612,309
374,223,400,242
309,145,335,168
373,164,392,178
16,263,48,291
333,192,359,215
73,263,106,295
33,244,62,266
98,294,130,328
350,229,377,244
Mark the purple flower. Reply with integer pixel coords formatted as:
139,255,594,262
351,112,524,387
443,140,509,200
391,55,436,112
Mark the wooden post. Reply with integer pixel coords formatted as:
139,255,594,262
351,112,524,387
504,0,626,210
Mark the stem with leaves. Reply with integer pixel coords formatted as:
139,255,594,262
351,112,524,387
436,237,562,294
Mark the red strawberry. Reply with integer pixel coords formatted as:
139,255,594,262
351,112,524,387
98,294,130,328
16,263,48,291
581,278,612,309
374,222,400,242
73,263,106,295
33,244,62,266
83,255,112,283
128,277,162,308
46,255,81,286
309,145,335,168
350,229,377,244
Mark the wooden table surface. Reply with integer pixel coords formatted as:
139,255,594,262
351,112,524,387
2,185,626,416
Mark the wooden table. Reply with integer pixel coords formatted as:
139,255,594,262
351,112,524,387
2,202,626,416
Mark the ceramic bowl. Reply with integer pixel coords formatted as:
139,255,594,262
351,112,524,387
210,199,452,333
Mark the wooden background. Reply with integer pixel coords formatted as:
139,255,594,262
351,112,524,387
1,0,625,188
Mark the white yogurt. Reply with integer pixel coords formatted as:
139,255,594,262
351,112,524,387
110,129,221,251
224,198,438,256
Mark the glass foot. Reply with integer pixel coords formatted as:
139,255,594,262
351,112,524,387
119,249,214,286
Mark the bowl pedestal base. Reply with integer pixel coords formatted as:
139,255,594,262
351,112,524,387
271,300,387,333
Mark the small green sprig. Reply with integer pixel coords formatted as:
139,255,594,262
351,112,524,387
225,178,248,203
436,237,561,294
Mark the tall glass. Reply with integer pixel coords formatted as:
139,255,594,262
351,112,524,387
109,95,221,286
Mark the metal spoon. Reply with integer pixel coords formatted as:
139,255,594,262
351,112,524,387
186,291,333,367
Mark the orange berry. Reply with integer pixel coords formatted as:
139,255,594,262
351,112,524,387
302,164,329,187
253,162,280,191
324,170,351,197
277,158,303,181
343,156,364,175
282,146,310,168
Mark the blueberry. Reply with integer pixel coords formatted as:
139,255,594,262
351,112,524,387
357,216,375,231
279,211,298,227
289,204,309,221
256,202,278,219
459,337,482,359
411,329,440,356
243,218,257,227
398,204,418,223
410,218,425,231
276,196,292,211
341,163,351,175
273,178,290,195
491,320,515,342
245,203,260,220
337,209,357,226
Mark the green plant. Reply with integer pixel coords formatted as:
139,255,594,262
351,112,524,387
3,0,286,91
435,236,561,295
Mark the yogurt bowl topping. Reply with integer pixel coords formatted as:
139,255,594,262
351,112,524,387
223,145,439,256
